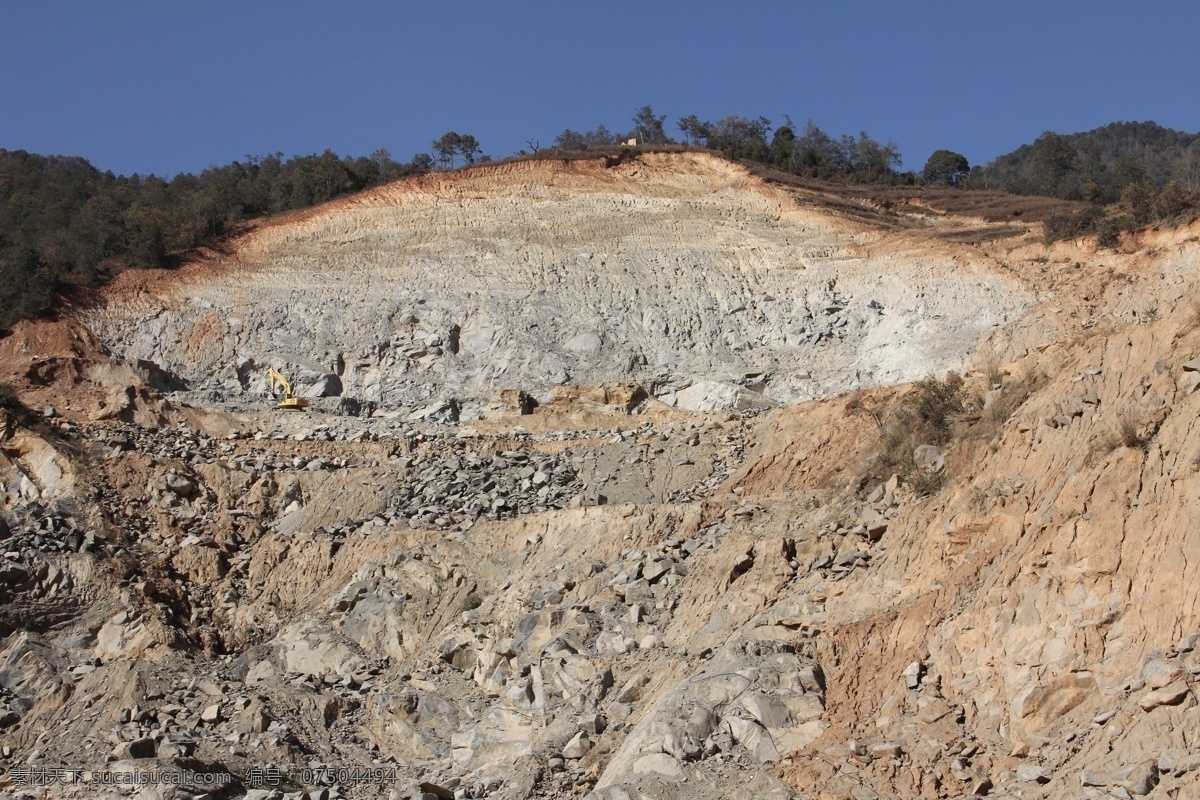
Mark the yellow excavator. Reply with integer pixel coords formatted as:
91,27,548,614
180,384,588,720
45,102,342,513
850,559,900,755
266,367,309,411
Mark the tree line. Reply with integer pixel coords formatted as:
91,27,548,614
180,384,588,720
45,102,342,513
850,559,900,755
960,121,1200,240
546,107,909,185
967,121,1200,200
3,114,1199,330
0,148,428,328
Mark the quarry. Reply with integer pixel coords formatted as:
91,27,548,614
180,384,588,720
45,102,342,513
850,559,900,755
1,151,1199,800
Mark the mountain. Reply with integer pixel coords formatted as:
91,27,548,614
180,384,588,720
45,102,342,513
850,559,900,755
0,151,1198,800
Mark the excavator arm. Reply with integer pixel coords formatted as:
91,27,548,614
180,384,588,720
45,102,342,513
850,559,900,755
265,367,309,411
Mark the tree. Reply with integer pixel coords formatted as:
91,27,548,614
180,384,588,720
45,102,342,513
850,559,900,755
707,115,771,161
1123,180,1155,225
631,105,668,144
922,150,970,186
676,115,711,146
456,134,482,166
1154,180,1198,220
1112,153,1147,194
583,125,616,147
432,132,462,168
0,145,422,330
769,125,796,169
1031,132,1077,197
795,121,839,178
1176,143,1200,191
371,148,400,181
554,129,587,151
839,133,900,182
411,153,434,171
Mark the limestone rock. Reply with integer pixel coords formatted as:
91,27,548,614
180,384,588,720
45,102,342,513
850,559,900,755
1142,658,1183,689
1138,681,1190,711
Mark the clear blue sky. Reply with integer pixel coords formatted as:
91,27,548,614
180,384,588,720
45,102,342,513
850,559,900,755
2,1,1198,177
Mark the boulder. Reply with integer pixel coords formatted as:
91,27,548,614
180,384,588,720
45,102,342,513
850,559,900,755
302,373,343,398
661,380,779,412
1142,658,1183,689
1138,681,1190,711
113,738,156,759
563,731,592,759
912,444,944,473
632,752,684,780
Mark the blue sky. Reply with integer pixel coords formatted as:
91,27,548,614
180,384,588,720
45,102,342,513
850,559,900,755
2,1,1198,177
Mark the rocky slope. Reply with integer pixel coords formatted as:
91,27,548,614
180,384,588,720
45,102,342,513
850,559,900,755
81,153,1026,413
0,152,1198,800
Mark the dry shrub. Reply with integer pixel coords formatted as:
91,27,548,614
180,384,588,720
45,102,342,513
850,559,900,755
1117,414,1147,449
904,466,946,497
1088,412,1147,464
868,368,1047,497
0,384,23,415
978,356,1005,389
870,373,966,495
1188,299,1200,332
972,370,1045,440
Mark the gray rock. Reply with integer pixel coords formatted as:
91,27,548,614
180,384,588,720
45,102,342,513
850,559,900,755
165,472,198,496
969,777,993,796
1016,763,1048,783
418,781,455,800
113,737,156,759
615,671,652,704
1138,681,1190,711
1117,761,1160,796
871,742,902,758
632,752,684,780
685,706,717,740
1159,747,1200,774
1174,632,1200,654
563,731,592,759
641,560,671,583
1142,658,1183,689
912,444,944,473
302,373,343,398
741,692,792,729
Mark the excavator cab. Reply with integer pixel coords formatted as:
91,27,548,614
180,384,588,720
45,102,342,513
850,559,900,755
266,367,309,411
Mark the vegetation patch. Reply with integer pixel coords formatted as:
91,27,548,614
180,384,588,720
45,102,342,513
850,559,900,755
1187,299,1200,332
863,366,1046,497
0,383,26,415
870,373,966,496
1088,412,1150,465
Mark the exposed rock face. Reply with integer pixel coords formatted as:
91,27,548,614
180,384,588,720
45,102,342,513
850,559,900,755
83,153,1027,412
0,155,1198,800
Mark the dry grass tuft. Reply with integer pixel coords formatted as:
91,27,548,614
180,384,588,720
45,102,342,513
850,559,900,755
1088,412,1148,464
1188,299,1200,331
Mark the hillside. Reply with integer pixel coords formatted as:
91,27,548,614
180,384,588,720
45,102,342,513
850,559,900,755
78,152,1027,413
0,152,1198,800
973,120,1200,202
